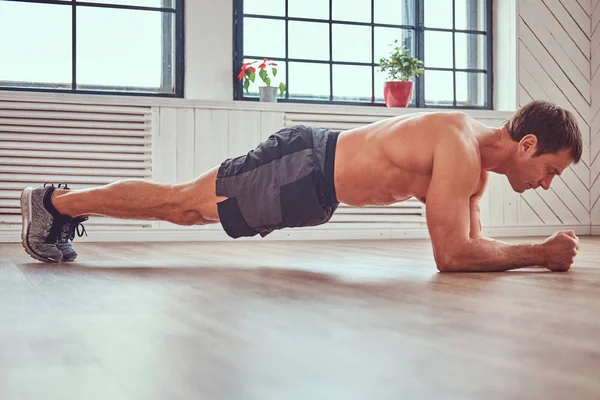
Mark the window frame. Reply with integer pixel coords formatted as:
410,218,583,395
233,0,493,109
0,0,185,98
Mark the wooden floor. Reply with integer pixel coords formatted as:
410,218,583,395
1,237,600,400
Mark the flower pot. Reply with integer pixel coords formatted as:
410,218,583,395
259,86,278,102
383,81,413,107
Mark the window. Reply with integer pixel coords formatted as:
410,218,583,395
233,0,492,108
0,0,184,97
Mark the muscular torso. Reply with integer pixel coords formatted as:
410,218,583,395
333,112,488,206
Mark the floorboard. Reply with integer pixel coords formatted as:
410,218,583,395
1,237,599,400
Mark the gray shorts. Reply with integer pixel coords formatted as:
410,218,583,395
215,125,340,238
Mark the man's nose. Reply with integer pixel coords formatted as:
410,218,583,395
540,176,553,190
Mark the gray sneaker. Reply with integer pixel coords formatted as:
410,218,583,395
57,216,88,262
20,185,64,263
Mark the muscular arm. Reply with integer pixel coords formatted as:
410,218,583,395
469,201,482,239
469,172,488,239
426,134,547,272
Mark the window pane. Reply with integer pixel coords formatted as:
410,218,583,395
456,71,486,106
244,18,285,58
425,70,453,105
289,21,329,60
374,0,415,26
455,33,486,70
243,0,284,16
288,0,328,19
455,0,486,31
79,0,174,7
332,24,371,63
424,0,452,29
77,7,166,89
332,0,371,22
239,58,287,95
424,31,453,68
375,28,414,64
0,1,71,87
333,65,372,100
288,62,330,98
374,68,387,102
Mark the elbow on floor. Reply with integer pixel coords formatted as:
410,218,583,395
435,256,461,273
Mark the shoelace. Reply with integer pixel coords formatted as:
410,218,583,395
44,182,89,243
44,182,70,190
41,182,71,243
67,217,88,242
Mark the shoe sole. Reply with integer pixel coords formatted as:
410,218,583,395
20,188,61,263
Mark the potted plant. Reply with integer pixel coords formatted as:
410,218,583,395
378,40,424,107
238,58,287,102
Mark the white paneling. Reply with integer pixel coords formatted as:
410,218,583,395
519,21,590,126
541,0,590,57
520,0,595,233
552,177,590,223
519,45,591,151
157,108,178,184
592,0,600,227
520,190,563,225
502,178,519,225
489,174,504,226
193,110,213,175
560,0,592,36
260,111,285,140
227,110,262,158
562,168,590,206
176,108,196,183
574,0,591,16
518,195,545,225
0,98,152,229
520,0,590,86
194,109,229,175
537,189,581,224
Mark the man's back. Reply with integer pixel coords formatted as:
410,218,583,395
333,111,486,207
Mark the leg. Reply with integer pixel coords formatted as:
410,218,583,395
21,166,227,263
51,166,226,226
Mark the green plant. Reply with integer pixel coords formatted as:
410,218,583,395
238,58,287,96
378,40,424,82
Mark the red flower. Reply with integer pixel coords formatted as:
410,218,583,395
238,62,257,81
259,63,266,70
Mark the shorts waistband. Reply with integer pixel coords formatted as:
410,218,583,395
324,130,340,206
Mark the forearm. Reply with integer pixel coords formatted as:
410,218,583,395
439,237,547,272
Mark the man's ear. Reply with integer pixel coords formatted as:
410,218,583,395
519,134,538,154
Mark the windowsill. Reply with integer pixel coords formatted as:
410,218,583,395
0,89,514,120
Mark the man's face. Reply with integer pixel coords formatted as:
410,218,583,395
505,135,573,194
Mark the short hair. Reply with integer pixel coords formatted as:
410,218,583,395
505,100,582,163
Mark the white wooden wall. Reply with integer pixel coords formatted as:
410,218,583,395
592,0,600,232
519,0,592,230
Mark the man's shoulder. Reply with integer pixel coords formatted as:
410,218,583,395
432,113,477,148
428,110,471,124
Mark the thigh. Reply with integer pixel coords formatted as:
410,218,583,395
178,166,226,222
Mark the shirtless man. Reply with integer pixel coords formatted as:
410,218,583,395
21,100,582,272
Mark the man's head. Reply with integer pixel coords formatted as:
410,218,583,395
502,100,582,193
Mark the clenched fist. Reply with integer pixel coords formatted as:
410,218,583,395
542,230,580,271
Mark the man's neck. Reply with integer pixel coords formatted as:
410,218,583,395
477,127,515,173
